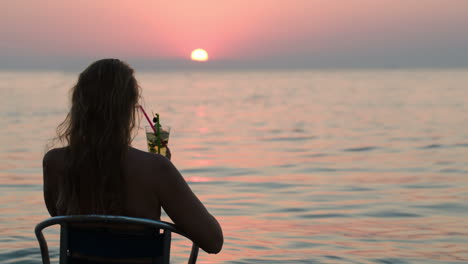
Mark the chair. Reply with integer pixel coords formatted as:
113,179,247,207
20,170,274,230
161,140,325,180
35,215,199,264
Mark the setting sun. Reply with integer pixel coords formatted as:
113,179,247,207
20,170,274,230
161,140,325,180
190,49,209,62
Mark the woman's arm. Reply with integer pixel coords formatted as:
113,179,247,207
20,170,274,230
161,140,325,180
155,158,223,254
43,150,58,216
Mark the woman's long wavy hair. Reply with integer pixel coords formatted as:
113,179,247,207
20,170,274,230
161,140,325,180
55,59,140,215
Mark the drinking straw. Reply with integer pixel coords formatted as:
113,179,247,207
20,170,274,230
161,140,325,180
154,113,162,154
139,105,157,134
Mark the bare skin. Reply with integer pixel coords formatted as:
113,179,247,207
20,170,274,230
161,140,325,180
42,146,223,254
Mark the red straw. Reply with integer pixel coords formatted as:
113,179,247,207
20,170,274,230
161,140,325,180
139,105,157,134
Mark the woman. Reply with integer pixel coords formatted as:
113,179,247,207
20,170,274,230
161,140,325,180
42,59,223,254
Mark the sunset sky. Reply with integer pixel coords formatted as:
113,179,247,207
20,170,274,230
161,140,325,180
1,0,468,68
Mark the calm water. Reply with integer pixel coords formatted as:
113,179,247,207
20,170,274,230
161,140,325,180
0,69,467,263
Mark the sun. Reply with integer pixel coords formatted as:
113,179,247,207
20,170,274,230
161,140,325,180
191,49,209,62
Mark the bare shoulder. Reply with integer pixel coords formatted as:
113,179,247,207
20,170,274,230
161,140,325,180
43,147,67,166
42,147,67,196
127,147,169,165
127,147,175,177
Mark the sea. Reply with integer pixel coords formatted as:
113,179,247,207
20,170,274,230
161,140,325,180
0,69,467,263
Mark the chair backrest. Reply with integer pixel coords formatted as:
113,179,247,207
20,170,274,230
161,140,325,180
35,215,199,264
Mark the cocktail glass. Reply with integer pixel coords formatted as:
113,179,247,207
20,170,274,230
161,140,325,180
145,125,171,156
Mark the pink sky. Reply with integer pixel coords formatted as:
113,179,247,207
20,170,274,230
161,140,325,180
1,0,468,65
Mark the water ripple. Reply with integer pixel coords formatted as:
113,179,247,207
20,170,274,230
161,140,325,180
420,143,444,149
453,142,468,148
403,183,451,189
301,213,350,219
374,258,411,264
439,168,468,174
179,166,259,176
413,202,468,212
343,146,379,152
260,136,317,142
0,248,41,264
364,211,422,218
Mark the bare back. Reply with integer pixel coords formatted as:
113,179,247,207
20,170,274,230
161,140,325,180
43,146,223,253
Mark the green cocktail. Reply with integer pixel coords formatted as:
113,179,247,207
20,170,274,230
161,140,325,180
145,126,170,156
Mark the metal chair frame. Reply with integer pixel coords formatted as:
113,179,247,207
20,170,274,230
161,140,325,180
35,215,199,264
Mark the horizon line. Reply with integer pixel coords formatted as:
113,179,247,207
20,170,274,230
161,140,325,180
1,56,468,72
